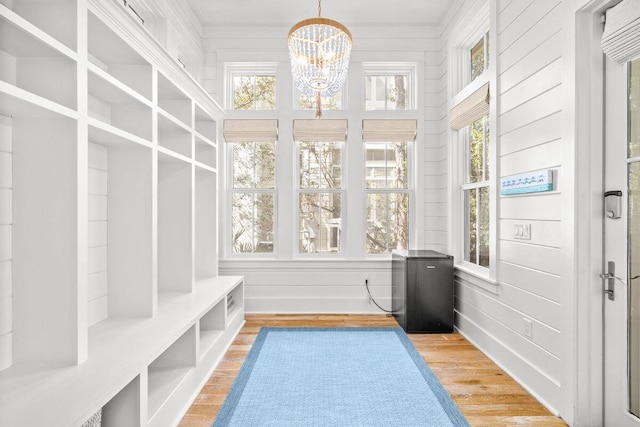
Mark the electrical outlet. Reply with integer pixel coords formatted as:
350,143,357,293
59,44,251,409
364,274,369,284
523,318,533,339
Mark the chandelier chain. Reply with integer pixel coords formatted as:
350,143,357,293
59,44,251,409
318,0,321,18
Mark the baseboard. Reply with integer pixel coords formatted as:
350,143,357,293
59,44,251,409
455,312,563,419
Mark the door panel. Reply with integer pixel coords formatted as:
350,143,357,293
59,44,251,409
604,56,640,426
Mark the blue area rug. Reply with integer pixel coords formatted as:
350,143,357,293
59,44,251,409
213,327,469,427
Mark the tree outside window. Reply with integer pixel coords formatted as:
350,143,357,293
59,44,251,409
232,75,276,110
365,142,409,254
463,116,490,267
231,141,276,253
365,74,408,110
298,141,343,254
471,32,489,82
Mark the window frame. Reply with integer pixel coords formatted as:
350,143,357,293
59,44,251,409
295,140,346,256
449,5,496,279
364,140,413,256
227,140,278,257
363,63,417,111
225,63,278,111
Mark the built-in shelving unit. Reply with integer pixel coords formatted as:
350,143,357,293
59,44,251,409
0,1,243,426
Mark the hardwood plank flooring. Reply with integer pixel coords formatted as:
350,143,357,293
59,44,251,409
180,314,567,426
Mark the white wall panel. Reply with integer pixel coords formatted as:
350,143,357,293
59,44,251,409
0,297,11,336
499,0,560,56
456,282,562,361
0,189,11,225
500,139,562,176
500,31,562,94
500,59,562,114
0,261,10,299
499,260,562,304
499,85,562,135
0,117,10,371
499,5,562,73
501,194,562,221
500,112,562,156
88,143,108,327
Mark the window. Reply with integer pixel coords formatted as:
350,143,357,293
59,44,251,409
470,32,489,82
229,71,277,110
365,75,409,110
230,141,276,253
364,64,415,111
458,32,490,268
297,141,343,254
463,117,490,266
365,142,410,254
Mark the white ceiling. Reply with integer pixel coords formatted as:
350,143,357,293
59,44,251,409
186,0,452,28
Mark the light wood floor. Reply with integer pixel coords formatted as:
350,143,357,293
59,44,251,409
180,314,567,426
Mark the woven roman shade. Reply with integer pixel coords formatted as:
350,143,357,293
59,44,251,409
449,82,489,131
602,0,640,64
292,119,348,142
223,119,279,142
362,119,417,142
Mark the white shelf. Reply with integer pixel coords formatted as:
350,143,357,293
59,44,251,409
0,2,76,59
0,1,234,426
88,68,152,141
0,6,77,110
158,111,192,159
195,135,217,169
0,276,244,426
148,366,193,420
158,72,192,128
88,10,152,101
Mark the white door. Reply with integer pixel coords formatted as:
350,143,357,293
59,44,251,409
604,56,640,426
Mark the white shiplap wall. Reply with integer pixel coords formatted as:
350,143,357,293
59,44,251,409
88,142,108,327
451,0,568,416
0,115,11,371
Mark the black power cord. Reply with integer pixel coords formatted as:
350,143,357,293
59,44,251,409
365,278,394,314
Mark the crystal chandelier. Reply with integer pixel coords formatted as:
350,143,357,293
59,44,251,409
288,0,352,118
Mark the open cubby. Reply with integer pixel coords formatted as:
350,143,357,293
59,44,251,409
158,112,192,159
0,10,77,110
12,114,82,366
195,168,217,279
88,69,152,141
158,72,192,127
87,11,152,100
148,325,197,421
194,104,217,142
1,0,77,52
101,375,142,427
88,127,154,322
199,301,225,359
158,153,193,293
195,136,216,169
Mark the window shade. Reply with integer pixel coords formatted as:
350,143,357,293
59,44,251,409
223,119,279,142
449,82,489,131
293,119,348,142
602,0,640,64
361,119,417,142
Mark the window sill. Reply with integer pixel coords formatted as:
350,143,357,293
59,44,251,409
454,263,500,295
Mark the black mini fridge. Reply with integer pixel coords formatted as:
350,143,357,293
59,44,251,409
392,250,454,333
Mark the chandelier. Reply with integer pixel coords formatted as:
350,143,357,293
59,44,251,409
288,0,352,118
